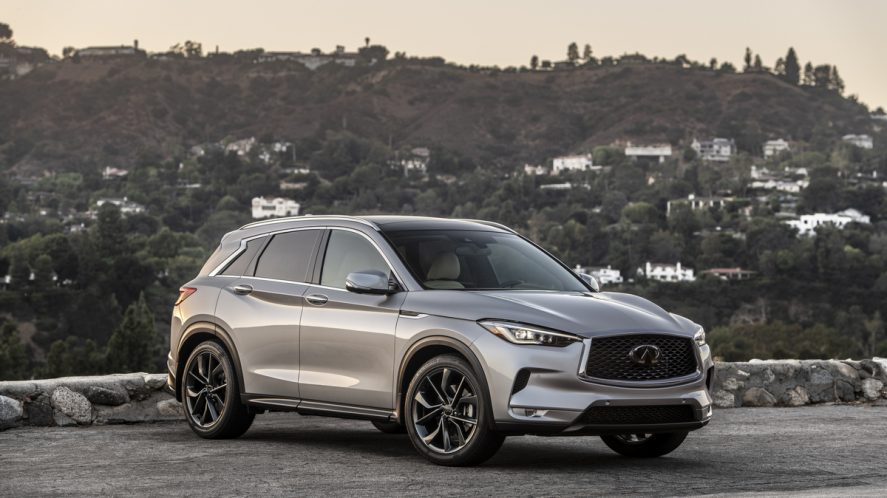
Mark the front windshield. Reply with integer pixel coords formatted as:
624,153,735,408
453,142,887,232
383,229,588,292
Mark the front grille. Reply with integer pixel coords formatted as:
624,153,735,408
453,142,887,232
579,405,696,425
585,334,697,381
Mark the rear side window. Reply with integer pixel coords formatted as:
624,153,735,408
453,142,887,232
254,230,321,282
219,237,266,276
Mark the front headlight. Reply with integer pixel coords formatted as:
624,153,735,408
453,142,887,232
480,320,581,347
693,327,706,347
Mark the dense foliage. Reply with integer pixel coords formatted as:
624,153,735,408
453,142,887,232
0,32,885,379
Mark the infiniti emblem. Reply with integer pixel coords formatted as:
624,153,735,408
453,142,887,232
629,344,661,366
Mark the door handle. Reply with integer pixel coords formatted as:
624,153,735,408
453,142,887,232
305,294,328,306
233,284,253,295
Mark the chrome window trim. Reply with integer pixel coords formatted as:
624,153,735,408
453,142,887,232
210,225,407,289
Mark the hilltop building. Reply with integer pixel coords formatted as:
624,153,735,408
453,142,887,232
700,268,756,281
692,138,735,162
666,194,727,216
523,164,548,176
102,167,129,180
257,46,359,70
842,134,873,149
95,197,145,215
552,154,593,174
625,143,672,163
785,209,871,236
574,265,623,285
76,40,143,58
763,139,790,158
640,262,695,282
251,197,300,219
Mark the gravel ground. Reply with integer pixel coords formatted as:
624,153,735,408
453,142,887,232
1,405,886,497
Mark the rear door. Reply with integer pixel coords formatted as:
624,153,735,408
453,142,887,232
298,228,405,409
214,228,322,398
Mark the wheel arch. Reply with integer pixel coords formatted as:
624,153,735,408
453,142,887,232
175,321,245,401
396,335,493,429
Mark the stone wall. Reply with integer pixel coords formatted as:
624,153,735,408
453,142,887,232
0,373,180,430
1,359,886,430
712,358,887,408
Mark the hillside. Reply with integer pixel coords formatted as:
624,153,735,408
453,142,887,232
0,57,875,172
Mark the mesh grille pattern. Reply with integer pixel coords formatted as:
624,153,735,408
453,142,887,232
579,405,696,425
585,334,697,381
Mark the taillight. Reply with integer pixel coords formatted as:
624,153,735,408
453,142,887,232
175,287,197,306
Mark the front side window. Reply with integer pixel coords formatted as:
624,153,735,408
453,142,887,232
253,230,321,282
384,230,587,292
320,230,390,288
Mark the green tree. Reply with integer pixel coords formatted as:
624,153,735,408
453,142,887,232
96,203,127,258
753,54,763,71
829,66,844,93
105,292,158,373
582,44,592,61
530,55,538,70
709,57,717,70
567,42,579,64
358,44,389,62
784,47,800,84
0,321,27,380
9,255,30,288
802,62,814,85
743,47,752,71
0,22,11,42
32,254,53,288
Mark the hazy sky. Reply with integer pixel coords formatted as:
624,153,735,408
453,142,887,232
4,0,886,108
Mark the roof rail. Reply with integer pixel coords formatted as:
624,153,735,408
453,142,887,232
459,219,516,233
239,215,379,231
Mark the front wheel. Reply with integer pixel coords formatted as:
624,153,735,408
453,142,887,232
600,432,688,458
181,341,254,439
404,355,504,466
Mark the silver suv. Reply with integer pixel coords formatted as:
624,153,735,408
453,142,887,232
168,216,713,466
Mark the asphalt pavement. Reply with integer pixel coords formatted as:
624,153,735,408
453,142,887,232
1,405,886,497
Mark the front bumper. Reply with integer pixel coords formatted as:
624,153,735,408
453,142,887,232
470,332,714,435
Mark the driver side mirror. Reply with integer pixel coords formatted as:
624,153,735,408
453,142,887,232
345,270,397,295
579,273,601,292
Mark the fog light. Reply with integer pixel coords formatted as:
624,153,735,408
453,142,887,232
522,409,548,418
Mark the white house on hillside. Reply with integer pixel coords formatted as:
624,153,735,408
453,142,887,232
251,197,300,219
574,265,624,285
523,164,548,176
785,209,871,236
552,154,593,174
641,262,695,282
763,139,790,158
692,138,735,162
842,134,873,149
96,197,145,215
625,144,672,163
666,194,727,216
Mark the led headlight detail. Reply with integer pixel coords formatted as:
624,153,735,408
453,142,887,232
480,320,581,347
693,327,706,347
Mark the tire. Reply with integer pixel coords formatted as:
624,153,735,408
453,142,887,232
181,340,255,439
404,354,505,466
600,431,688,458
371,420,406,434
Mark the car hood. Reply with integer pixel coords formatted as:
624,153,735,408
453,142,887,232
402,290,697,338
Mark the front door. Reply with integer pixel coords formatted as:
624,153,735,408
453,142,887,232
298,229,404,409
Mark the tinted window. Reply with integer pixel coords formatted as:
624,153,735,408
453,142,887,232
220,237,266,276
320,231,390,288
254,230,321,282
385,230,587,291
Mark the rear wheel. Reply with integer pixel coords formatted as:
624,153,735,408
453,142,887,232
371,420,406,434
404,354,504,466
600,431,688,458
181,341,254,439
